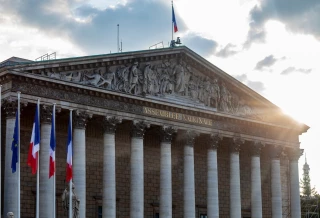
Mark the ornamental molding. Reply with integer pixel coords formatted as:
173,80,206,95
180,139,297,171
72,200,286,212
251,141,265,156
160,126,177,143
102,116,122,134
40,105,53,124
73,110,91,129
131,120,150,138
10,80,296,142
204,133,222,150
183,130,199,146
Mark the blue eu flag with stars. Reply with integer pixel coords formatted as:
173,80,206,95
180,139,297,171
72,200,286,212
11,110,19,173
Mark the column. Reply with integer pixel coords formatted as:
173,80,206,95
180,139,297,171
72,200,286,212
3,99,18,216
270,145,283,218
251,141,264,218
229,136,244,218
73,111,90,218
183,130,198,218
206,133,222,218
288,148,303,218
39,105,53,218
102,116,121,218
159,126,176,218
130,121,149,218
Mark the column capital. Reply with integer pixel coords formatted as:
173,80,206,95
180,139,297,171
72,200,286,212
183,130,199,146
205,133,222,150
160,126,177,143
40,105,53,124
73,110,91,129
102,116,122,134
251,141,265,156
131,120,150,138
230,135,244,153
3,98,18,119
269,145,284,160
286,148,304,161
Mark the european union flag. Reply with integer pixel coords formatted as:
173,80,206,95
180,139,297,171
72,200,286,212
11,110,19,173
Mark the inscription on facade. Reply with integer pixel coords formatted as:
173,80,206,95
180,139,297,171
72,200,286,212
143,107,213,126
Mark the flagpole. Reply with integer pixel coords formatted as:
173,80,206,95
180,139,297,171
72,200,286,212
17,91,21,218
36,99,40,218
0,85,2,218
53,103,56,218
69,110,73,218
171,0,173,41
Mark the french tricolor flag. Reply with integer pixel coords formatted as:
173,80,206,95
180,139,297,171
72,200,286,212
172,5,178,33
27,102,40,174
66,111,73,182
49,105,56,178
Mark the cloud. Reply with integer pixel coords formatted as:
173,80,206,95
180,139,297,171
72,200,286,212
281,67,312,75
234,74,265,93
215,43,238,58
0,0,188,55
183,34,218,57
255,55,277,70
245,0,320,47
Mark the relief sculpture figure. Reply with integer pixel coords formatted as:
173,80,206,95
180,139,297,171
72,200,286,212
81,68,102,86
173,59,185,94
62,183,80,218
115,65,130,92
97,68,116,89
128,62,139,94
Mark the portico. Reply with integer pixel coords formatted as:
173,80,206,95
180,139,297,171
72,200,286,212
0,46,308,218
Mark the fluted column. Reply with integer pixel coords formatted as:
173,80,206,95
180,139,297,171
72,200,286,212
3,99,18,216
287,148,303,218
229,136,244,218
130,121,149,218
39,105,53,218
183,130,198,218
251,141,264,218
270,145,283,218
102,116,121,218
73,111,90,218
159,126,176,218
206,133,222,218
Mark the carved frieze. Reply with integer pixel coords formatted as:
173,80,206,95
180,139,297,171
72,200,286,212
36,58,261,119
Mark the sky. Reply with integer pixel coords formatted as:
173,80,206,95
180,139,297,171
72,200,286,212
0,0,319,192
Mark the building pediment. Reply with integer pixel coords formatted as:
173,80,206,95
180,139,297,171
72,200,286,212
4,46,308,132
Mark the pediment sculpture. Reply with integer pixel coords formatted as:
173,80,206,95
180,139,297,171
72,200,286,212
40,59,260,119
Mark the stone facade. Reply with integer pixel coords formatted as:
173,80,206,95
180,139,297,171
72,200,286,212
0,46,307,218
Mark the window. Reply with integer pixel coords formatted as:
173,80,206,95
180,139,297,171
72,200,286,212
200,214,207,218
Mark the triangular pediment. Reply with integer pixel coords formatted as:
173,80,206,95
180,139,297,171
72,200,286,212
12,46,307,131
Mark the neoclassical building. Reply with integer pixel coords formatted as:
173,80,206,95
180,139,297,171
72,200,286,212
0,46,308,218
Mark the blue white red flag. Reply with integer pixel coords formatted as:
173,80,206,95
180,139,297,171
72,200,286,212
172,5,178,32
49,105,56,178
66,112,72,182
27,103,40,174
11,110,19,173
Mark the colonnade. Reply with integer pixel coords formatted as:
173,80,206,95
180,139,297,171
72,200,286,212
2,102,303,218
